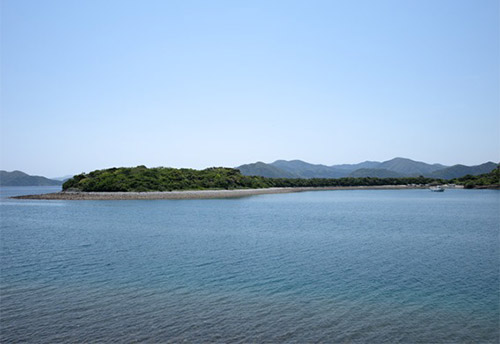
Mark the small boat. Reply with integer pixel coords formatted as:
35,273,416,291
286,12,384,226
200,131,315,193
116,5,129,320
429,186,445,192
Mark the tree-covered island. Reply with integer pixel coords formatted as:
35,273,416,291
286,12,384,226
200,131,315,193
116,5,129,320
60,165,499,192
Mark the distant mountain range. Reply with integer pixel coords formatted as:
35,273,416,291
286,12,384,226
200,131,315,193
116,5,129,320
429,164,499,179
2,158,497,187
237,158,498,180
0,170,63,186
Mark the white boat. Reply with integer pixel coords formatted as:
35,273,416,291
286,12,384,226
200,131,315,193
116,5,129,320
429,186,445,192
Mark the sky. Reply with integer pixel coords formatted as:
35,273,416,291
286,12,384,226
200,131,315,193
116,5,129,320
1,0,499,177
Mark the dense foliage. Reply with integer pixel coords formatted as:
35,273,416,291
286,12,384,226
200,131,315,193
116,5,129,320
63,166,445,192
451,166,500,189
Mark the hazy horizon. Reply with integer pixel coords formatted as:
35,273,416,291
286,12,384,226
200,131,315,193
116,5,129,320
1,0,499,177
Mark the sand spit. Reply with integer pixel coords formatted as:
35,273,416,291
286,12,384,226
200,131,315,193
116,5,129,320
12,185,418,200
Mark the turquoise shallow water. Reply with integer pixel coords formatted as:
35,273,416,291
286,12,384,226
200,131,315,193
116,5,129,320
1,186,499,343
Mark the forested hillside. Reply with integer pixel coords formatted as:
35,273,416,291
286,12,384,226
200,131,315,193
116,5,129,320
237,158,496,179
451,167,500,189
430,162,497,179
62,166,442,192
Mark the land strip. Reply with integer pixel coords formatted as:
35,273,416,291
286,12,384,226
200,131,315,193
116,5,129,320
13,185,423,200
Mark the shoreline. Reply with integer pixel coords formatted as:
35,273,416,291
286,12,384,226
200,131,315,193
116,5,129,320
13,185,423,200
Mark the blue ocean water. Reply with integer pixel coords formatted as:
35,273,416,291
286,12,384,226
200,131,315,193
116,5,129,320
0,186,499,343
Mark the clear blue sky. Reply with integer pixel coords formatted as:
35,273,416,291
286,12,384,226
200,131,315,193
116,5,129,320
1,0,498,177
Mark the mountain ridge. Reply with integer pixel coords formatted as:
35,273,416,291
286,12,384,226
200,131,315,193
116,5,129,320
430,162,497,179
3,158,498,186
270,160,343,178
237,158,497,179
237,162,299,178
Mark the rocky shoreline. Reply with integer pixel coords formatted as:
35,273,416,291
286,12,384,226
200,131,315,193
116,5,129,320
13,185,418,200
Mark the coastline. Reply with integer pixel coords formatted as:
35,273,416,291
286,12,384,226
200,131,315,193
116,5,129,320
13,185,420,200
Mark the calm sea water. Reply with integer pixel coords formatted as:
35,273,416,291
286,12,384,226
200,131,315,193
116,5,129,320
1,186,499,343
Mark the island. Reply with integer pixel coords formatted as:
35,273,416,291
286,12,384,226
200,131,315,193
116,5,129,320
12,165,498,200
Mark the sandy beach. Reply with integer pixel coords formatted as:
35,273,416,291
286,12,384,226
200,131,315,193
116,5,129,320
13,185,418,200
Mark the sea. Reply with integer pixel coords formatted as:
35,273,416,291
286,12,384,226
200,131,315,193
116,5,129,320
1,186,499,343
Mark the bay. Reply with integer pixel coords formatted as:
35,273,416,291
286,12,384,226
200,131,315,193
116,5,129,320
1,186,498,342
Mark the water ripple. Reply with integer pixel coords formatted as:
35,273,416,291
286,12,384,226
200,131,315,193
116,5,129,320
1,188,498,342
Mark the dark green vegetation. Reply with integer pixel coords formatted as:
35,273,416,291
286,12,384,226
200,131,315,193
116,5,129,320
6,159,498,190
63,167,271,191
0,170,62,186
237,158,497,179
62,166,445,192
430,162,498,179
451,167,500,189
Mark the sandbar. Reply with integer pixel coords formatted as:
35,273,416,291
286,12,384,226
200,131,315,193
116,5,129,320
13,185,418,200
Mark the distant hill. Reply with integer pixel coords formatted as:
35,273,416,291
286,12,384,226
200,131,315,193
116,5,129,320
237,162,298,178
378,157,447,176
452,166,500,188
51,175,74,182
270,160,346,178
430,162,498,179
0,170,63,186
236,158,496,179
238,160,350,178
331,161,382,172
348,168,405,178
